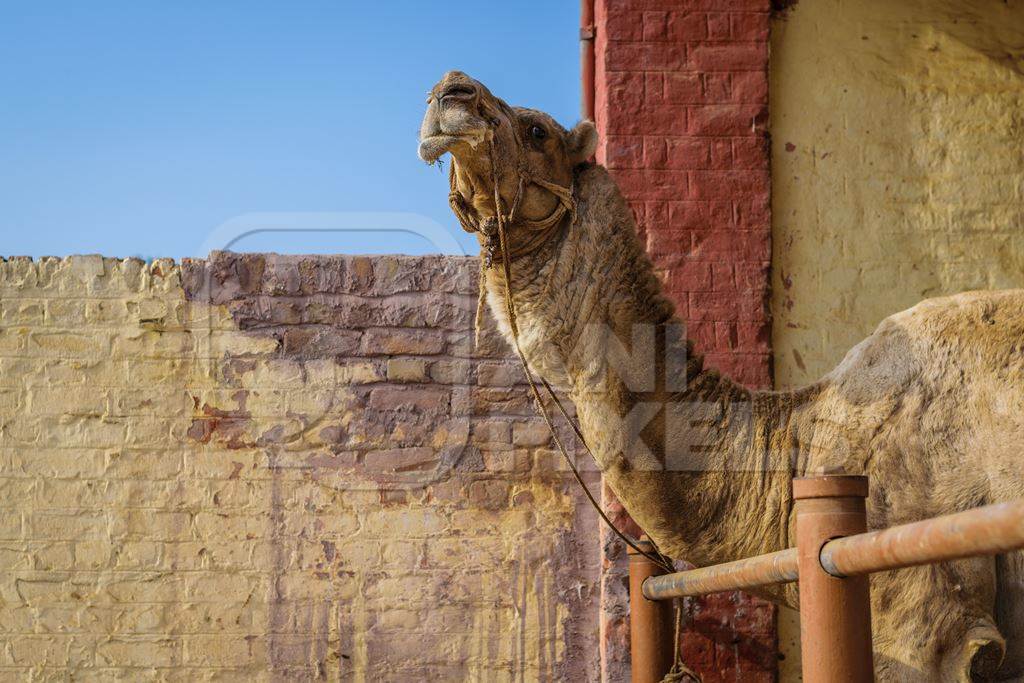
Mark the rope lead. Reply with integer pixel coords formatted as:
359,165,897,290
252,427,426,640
466,133,674,574
449,123,697,677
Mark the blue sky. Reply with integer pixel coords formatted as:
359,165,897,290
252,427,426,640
0,1,580,258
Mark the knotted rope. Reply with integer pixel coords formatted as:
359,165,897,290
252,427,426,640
662,599,701,682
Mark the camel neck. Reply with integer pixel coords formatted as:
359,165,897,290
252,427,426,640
481,163,795,565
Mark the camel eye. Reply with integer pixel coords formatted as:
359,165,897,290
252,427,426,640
530,125,547,141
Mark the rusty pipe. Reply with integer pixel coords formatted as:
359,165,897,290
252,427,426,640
628,538,674,683
580,0,595,121
641,499,1024,600
642,548,798,600
821,499,1024,578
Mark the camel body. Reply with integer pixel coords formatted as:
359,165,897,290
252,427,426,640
482,165,1024,681
420,71,1024,680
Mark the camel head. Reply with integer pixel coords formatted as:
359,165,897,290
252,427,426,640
418,71,597,258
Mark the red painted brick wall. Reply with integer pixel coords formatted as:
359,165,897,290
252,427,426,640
591,1,775,680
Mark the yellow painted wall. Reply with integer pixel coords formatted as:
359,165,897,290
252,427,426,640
771,0,1024,388
770,1,1024,678
0,255,598,681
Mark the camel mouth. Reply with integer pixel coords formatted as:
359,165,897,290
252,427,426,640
419,73,492,164
417,130,487,164
418,134,460,164
439,84,476,100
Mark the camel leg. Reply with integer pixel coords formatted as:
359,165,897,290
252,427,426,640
869,558,1004,682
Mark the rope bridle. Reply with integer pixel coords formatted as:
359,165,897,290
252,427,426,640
448,154,575,268
446,119,675,574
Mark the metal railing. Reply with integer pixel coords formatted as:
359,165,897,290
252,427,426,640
628,475,1024,683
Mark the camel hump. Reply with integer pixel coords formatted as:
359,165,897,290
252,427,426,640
889,289,1024,372
889,289,1024,328
826,289,1024,404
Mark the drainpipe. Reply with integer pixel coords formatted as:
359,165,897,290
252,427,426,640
580,0,595,121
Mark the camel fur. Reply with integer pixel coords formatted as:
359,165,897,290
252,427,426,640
419,71,1024,681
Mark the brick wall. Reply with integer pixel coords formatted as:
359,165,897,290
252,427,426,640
0,254,600,681
592,0,776,680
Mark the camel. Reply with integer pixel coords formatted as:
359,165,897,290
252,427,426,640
418,71,1024,681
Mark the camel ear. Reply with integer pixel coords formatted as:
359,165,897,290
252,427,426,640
941,625,1004,680
567,120,598,164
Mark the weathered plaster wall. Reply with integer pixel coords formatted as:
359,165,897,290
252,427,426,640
771,0,1024,387
0,254,599,681
594,0,777,680
770,2,1024,679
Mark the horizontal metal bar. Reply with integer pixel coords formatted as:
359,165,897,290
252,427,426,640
642,548,799,600
642,499,1024,601
821,499,1024,578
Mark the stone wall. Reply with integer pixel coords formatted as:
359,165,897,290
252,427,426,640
0,254,600,681
593,1,777,680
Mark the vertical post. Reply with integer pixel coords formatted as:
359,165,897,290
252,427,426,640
794,475,874,683
628,537,674,683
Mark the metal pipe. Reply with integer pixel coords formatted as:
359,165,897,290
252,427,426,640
641,499,1024,600
642,548,798,600
580,0,595,121
628,538,674,683
794,475,874,683
822,499,1024,578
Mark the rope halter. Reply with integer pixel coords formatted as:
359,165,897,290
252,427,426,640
446,124,577,269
